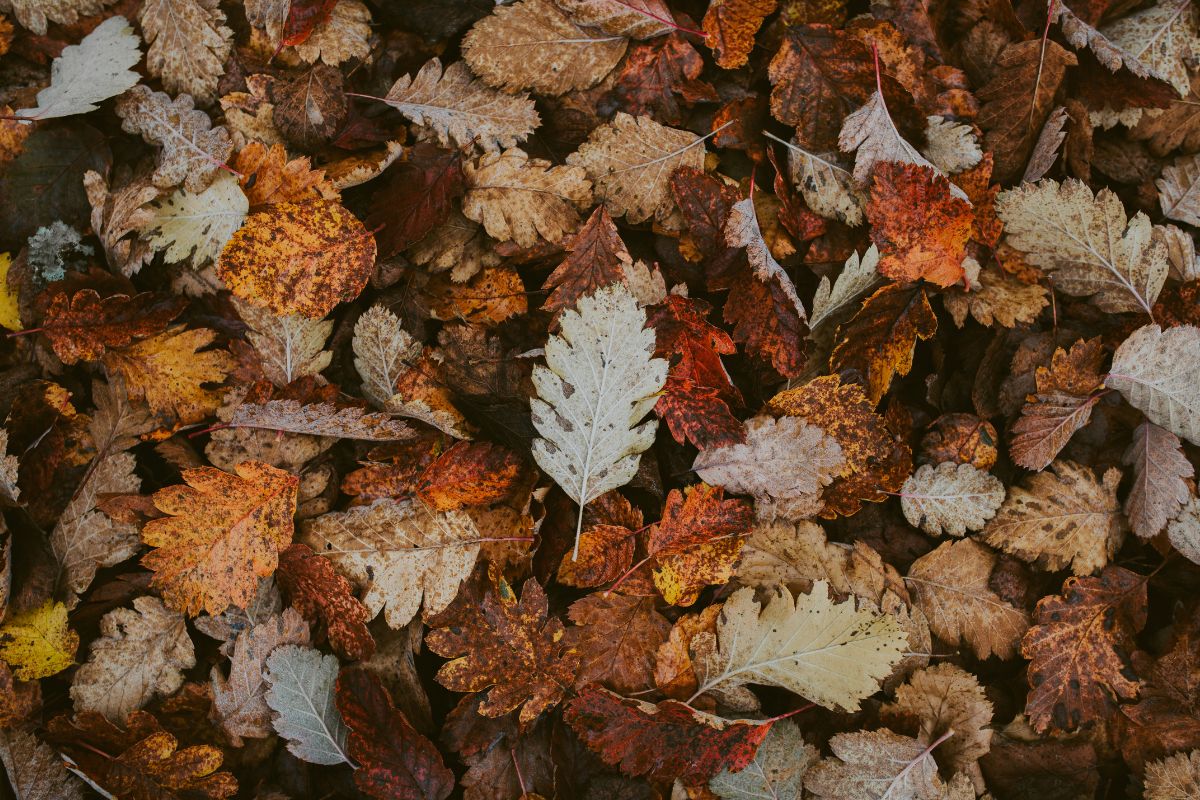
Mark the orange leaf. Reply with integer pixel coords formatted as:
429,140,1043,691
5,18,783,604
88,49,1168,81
277,543,376,661
37,288,187,365
417,441,525,511
703,0,778,69
829,282,937,404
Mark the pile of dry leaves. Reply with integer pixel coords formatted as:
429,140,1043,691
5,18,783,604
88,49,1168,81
1,0,1200,797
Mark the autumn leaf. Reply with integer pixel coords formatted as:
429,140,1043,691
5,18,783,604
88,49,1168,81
462,148,592,248
565,593,670,694
649,484,754,605
229,400,413,441
0,601,78,681
1105,324,1200,445
1145,751,1200,800
0,728,85,799
900,462,1005,537
1010,337,1109,471
38,288,186,364
115,85,234,192
830,282,937,404
234,297,332,387
709,720,815,800
143,172,248,267
276,544,373,661
141,461,299,616
232,141,338,209
264,644,350,764
139,0,231,105
882,663,993,775
610,33,718,126
542,206,629,316
703,0,778,69
367,143,463,259
417,441,525,511
806,728,966,800
1125,421,1193,540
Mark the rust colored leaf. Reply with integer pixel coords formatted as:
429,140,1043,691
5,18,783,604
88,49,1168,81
557,523,637,588
724,259,809,379
610,34,718,125
920,413,999,470
416,441,525,511
541,206,630,316
281,0,340,46
367,143,464,259
566,593,670,693
271,64,348,152
704,0,779,69
829,282,937,404
38,288,187,364
649,484,754,606
232,142,338,209
277,543,375,661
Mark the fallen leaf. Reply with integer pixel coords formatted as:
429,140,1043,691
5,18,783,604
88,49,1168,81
462,148,592,248
703,0,778,69
1105,324,1200,445
115,85,234,192
264,644,350,764
276,544,373,661
900,461,1005,537
0,601,78,681
565,593,670,694
15,16,140,121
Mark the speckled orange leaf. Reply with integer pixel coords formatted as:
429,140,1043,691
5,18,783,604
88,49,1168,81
217,199,376,319
425,265,528,326
703,0,779,69
866,162,973,287
141,461,299,617
38,288,187,365
232,142,339,209
417,441,525,511
649,485,754,606
654,604,720,700
767,375,912,517
557,524,637,588
277,543,375,661
829,282,937,404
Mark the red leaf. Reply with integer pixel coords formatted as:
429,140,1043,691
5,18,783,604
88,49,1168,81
367,143,464,258
723,260,808,378
276,543,376,661
281,0,339,47
648,484,753,558
609,34,718,126
542,206,630,316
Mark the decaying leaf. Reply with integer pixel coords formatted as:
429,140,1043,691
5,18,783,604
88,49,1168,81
115,85,234,192
264,644,350,764
462,149,592,248
1106,324,1200,445
0,601,79,681
900,462,1005,537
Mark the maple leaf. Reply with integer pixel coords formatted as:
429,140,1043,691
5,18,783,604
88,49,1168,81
1010,337,1108,471
336,668,455,800
71,596,194,721
648,484,754,605
264,644,350,764
463,0,627,96
830,282,937,404
234,297,332,387
367,143,463,259
426,577,578,726
276,544,374,661
568,112,708,224
866,162,972,287
0,728,86,799
997,178,1168,316
882,663,993,775
114,85,234,192
416,441,525,511
143,172,249,267
1105,324,1200,445
703,0,778,69
563,683,773,784
709,720,815,800
462,148,592,248
217,199,376,319
38,288,186,365
1022,567,1147,732
299,497,481,628
139,0,231,105
806,729,964,800
900,462,1005,537
14,16,140,122
691,581,907,711
565,593,670,694
905,538,1030,660
209,607,309,744
141,461,298,616
0,601,78,681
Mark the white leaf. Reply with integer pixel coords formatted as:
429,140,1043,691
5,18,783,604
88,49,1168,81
530,283,667,552
264,644,349,765
922,115,982,174
810,245,880,333
900,462,1006,537
1106,324,1200,444
235,298,332,388
16,16,141,121
143,171,248,266
1157,153,1200,227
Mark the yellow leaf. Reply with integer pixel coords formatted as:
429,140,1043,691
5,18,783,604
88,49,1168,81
0,600,79,680
0,253,19,330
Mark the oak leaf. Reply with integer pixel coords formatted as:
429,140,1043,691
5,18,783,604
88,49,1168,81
0,601,78,681
276,544,373,661
703,0,778,69
141,461,299,616
114,85,234,192
1105,324,1200,445
217,199,376,318
1022,567,1146,732
900,462,1005,537
139,0,231,105
264,644,350,764
649,484,754,605
462,149,592,248
38,288,186,364
866,162,972,287
565,593,670,694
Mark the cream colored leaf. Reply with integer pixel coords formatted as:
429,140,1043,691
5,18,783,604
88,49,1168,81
264,644,349,765
139,0,231,104
292,0,371,67
70,596,195,720
462,148,593,248
0,729,85,800
236,297,332,388
709,720,815,800
352,304,421,408
84,169,159,277
982,460,1123,574
996,178,1168,315
1056,3,1177,88
15,16,140,121
383,59,540,153
905,538,1030,660
882,664,993,774
768,132,864,226
554,0,676,38
300,498,481,628
1159,222,1200,282
211,607,310,745
810,245,881,333
1159,153,1200,227
530,283,667,551
463,0,627,96
725,196,807,321
115,85,234,192
1167,496,1200,564
0,430,19,504
407,208,500,283
942,264,1049,328
1124,421,1193,539
622,259,668,307
142,171,248,266
567,112,707,224
922,115,983,174
1145,750,1200,800
692,415,846,522
51,452,141,602
691,582,907,712
230,400,413,441
0,0,116,35
900,462,1005,538
1106,324,1200,444
1103,0,1199,97
806,729,952,800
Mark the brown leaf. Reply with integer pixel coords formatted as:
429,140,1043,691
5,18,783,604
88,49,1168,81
703,0,778,69
270,64,347,152
648,484,754,606
566,593,670,693
609,34,718,125
1010,338,1107,471
277,544,375,661
542,206,630,316
417,441,525,511
38,288,186,364
367,143,464,259
232,141,339,209
1123,421,1193,540
114,85,234,193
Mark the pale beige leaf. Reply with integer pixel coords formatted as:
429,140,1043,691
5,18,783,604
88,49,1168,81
1159,222,1200,282
210,607,310,745
882,664,993,774
0,729,85,800
983,460,1124,574
383,59,540,153
900,462,1005,537
230,400,413,441
194,576,281,656
996,178,1168,315
1056,3,1177,87
554,0,676,38
236,297,332,388
905,538,1030,660
1103,0,1200,97
1023,106,1069,183
15,16,140,121
70,596,195,720
1159,153,1200,226
1167,496,1200,565
142,171,248,266
139,0,231,104
769,132,864,226
352,304,422,407
1124,420,1193,539
51,452,141,602
692,582,907,712
922,115,982,174
462,148,593,247
806,729,946,800
115,84,234,192
567,111,707,224
0,430,18,504
0,0,116,35
942,264,1049,329
1106,324,1200,444
725,195,807,321
462,0,627,96
622,259,668,307
299,498,481,628
406,208,500,283
709,720,815,800
84,169,159,277
1145,750,1200,800
810,246,881,333
693,415,846,522
89,378,155,454
292,0,371,67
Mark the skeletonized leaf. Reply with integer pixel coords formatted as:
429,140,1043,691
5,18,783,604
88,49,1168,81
462,149,593,248
1124,421,1193,540
383,59,539,153
1106,324,1200,445
810,245,880,333
709,720,814,800
1145,751,1200,800
142,171,248,267
235,297,332,388
264,644,350,765
691,582,907,712
114,85,234,192
15,16,140,121
139,0,231,104
900,462,1005,537
230,401,413,441
530,283,667,550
